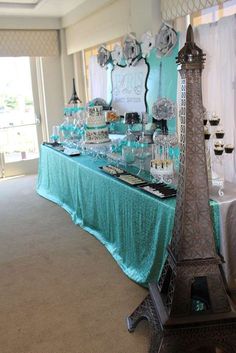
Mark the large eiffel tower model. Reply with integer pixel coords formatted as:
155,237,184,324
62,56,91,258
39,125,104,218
127,25,236,353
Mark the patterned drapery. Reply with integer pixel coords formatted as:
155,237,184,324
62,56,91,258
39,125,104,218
0,30,59,57
161,0,229,21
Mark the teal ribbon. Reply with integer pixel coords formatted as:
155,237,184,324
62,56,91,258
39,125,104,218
85,124,107,130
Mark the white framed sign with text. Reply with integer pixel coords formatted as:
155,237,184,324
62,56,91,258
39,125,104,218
111,59,148,115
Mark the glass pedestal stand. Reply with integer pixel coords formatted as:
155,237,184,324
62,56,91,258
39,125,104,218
151,132,178,186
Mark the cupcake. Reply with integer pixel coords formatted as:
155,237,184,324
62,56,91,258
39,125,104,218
209,114,220,126
204,127,211,140
203,118,208,126
224,144,234,153
214,147,224,155
215,129,224,139
214,141,224,149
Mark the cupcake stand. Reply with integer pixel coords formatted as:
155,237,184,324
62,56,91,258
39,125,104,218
204,112,234,196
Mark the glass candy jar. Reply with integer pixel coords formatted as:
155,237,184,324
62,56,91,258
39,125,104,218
151,128,178,184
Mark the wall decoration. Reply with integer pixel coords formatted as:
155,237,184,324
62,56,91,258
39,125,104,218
97,46,111,68
152,97,176,120
95,25,178,125
123,33,141,66
97,24,177,67
111,43,124,66
151,61,177,127
155,23,177,57
111,58,149,115
140,31,155,58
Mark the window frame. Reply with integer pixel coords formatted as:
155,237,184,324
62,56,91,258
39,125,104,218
191,0,236,27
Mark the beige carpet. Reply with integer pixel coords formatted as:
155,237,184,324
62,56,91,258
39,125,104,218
0,175,149,353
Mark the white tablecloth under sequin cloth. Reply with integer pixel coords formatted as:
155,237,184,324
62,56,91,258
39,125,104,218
210,182,236,292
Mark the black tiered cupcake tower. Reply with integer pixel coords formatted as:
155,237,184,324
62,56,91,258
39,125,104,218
204,112,234,195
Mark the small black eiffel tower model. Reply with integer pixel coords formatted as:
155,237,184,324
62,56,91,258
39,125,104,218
127,25,236,353
68,78,82,104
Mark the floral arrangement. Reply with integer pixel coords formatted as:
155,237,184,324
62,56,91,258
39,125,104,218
123,33,141,66
140,31,155,58
152,97,177,121
97,23,177,68
155,23,177,58
97,46,111,67
111,43,123,65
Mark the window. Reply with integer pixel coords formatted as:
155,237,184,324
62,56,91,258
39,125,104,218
0,57,39,163
83,37,122,102
192,0,236,26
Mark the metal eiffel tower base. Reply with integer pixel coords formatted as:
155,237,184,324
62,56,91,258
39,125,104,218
127,289,236,353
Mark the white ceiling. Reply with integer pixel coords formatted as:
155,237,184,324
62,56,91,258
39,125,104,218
0,0,89,17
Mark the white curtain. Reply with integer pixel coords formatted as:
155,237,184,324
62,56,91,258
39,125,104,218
179,15,236,182
89,55,108,101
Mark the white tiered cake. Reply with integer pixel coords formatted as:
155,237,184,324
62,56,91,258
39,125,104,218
85,106,110,144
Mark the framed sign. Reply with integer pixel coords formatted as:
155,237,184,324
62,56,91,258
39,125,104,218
111,58,149,115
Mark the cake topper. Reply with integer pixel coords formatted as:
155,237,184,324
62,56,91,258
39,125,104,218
68,78,82,104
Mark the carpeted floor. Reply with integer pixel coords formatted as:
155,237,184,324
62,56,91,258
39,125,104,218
0,175,149,353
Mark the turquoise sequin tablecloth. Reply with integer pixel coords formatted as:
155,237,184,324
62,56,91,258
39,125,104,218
37,145,220,287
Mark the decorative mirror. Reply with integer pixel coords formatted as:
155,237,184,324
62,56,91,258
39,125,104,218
111,58,149,115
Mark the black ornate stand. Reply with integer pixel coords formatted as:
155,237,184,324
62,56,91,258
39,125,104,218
127,26,236,353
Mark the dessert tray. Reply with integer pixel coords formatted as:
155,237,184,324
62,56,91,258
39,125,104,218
137,183,177,199
99,165,147,186
43,142,81,156
99,165,177,198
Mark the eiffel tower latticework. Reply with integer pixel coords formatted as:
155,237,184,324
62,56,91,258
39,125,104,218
127,25,236,353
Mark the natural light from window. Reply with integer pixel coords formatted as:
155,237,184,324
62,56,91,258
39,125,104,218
0,57,39,163
193,0,236,26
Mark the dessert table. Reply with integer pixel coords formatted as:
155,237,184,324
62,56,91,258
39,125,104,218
37,144,223,287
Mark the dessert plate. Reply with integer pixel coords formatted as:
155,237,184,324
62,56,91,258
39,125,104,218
138,182,177,199
100,165,147,186
100,165,126,176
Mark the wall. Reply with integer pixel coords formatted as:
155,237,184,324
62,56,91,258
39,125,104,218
60,29,75,103
65,0,162,54
65,0,129,54
130,0,162,38
64,0,163,108
40,55,65,139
